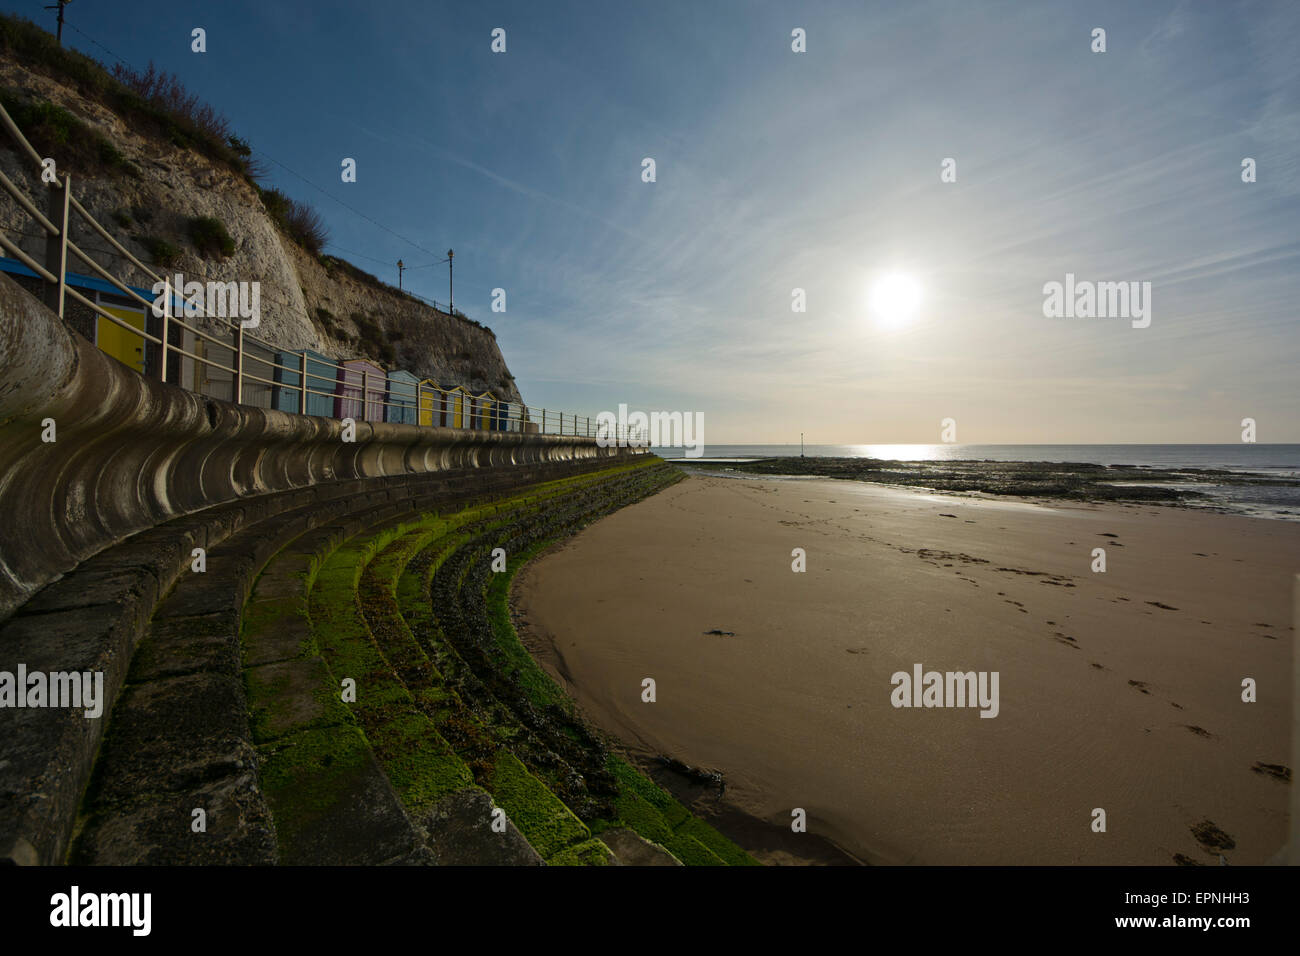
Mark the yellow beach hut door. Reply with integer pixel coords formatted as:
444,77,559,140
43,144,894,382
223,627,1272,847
418,381,437,427
95,302,146,375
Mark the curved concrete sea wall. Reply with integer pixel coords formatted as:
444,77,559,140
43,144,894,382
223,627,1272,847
0,274,637,621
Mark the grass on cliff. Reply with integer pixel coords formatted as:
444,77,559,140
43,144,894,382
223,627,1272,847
0,90,132,177
258,186,329,255
137,235,181,268
0,13,338,259
187,215,235,259
0,16,251,178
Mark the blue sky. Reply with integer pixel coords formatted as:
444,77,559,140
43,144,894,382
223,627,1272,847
10,0,1298,442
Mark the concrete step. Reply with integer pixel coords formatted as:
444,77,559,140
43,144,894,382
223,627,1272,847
1,472,431,865
66,499,420,863
243,515,441,865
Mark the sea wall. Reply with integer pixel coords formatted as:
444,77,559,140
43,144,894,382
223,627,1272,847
0,274,635,619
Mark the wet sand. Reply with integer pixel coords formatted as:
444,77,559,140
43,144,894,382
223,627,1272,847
512,472,1297,865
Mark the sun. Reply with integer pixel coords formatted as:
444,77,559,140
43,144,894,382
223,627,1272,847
870,273,923,328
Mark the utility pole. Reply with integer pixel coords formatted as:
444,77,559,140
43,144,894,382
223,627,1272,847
396,259,404,291
447,248,454,314
45,0,70,46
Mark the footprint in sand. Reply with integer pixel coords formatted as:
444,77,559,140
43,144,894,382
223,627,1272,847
1250,762,1291,782
1190,820,1235,853
1184,725,1214,738
1128,680,1151,695
1146,601,1178,611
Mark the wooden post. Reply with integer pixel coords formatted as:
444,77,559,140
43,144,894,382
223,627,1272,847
159,276,170,383
44,173,69,319
233,324,244,405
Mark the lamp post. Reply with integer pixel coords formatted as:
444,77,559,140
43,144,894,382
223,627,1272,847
397,259,404,291
447,248,454,314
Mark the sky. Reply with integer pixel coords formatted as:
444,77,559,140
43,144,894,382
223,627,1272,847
7,0,1298,443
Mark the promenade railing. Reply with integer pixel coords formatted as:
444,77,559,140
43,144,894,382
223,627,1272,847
0,99,646,445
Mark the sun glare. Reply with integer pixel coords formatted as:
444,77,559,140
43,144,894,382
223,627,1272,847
870,273,922,328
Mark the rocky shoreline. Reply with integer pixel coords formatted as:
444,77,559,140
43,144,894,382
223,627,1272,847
678,456,1300,507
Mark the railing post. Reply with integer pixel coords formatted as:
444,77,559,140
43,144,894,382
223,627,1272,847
159,276,170,383
362,369,369,421
44,172,70,319
233,324,244,405
299,350,308,415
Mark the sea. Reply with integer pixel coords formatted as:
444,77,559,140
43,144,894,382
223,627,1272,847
650,444,1300,521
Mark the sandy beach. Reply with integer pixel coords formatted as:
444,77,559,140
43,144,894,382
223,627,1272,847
513,470,1297,865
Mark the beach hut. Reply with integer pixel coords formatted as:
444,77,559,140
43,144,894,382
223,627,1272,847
301,350,338,418
447,386,470,429
501,401,521,432
336,358,386,421
386,369,419,425
474,392,494,431
0,259,173,380
271,351,303,413
417,379,442,427
93,296,147,376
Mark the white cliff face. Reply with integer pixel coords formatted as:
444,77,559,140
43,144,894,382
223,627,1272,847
0,57,522,403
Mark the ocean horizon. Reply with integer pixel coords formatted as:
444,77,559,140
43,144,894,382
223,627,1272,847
652,443,1300,475
652,444,1300,520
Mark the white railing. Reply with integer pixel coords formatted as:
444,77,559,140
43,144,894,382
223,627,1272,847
0,98,647,444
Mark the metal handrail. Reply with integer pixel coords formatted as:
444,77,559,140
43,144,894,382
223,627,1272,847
0,98,651,445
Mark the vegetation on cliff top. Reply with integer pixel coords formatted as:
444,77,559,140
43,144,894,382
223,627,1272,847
0,12,492,333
